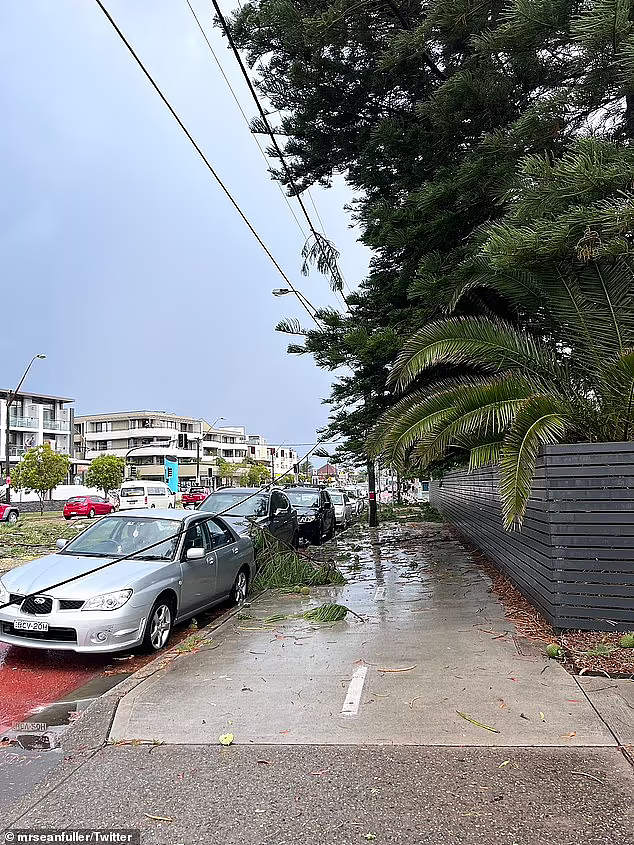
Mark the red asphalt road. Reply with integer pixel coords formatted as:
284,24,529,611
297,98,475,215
0,643,104,734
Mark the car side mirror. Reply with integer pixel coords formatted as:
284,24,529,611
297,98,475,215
56,539,68,550
186,547,205,560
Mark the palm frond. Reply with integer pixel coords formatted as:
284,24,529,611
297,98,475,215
499,397,571,528
389,317,561,391
468,442,503,471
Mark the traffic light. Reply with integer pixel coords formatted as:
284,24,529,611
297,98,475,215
178,433,188,449
130,466,137,479
293,464,299,475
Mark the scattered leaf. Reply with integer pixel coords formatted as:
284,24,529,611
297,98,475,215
256,760,271,766
539,712,545,722
364,835,376,841
457,711,500,733
144,814,173,822
498,760,511,768
310,769,329,776
570,770,605,785
561,731,576,740
218,733,234,746
378,664,417,673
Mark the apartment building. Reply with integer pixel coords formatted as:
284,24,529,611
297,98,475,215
74,411,297,488
247,435,298,480
0,389,74,475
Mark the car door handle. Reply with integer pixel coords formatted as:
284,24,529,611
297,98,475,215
232,548,239,555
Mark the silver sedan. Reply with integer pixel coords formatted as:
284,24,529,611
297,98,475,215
0,509,255,654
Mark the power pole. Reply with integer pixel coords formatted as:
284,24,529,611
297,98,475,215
367,458,378,527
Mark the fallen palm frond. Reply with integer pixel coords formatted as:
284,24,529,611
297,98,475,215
303,603,349,622
251,533,345,591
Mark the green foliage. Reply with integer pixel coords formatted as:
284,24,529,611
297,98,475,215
231,0,634,510
84,454,125,498
243,463,272,486
251,536,346,591
11,444,70,515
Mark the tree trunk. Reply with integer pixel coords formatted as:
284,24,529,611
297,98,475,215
38,495,44,516
397,471,402,505
367,458,378,527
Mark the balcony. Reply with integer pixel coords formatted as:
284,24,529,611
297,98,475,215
43,418,70,431
9,416,38,429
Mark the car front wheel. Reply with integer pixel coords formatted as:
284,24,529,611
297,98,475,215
88,508,96,519
142,598,173,652
7,510,19,525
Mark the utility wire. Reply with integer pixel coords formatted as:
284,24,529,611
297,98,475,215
185,0,308,241
94,0,321,327
208,0,351,304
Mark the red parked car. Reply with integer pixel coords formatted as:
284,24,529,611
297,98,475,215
63,496,115,520
0,503,20,524
182,486,208,507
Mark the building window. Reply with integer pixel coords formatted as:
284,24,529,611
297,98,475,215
250,446,255,455
96,440,108,451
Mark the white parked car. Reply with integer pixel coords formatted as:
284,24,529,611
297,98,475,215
329,489,353,527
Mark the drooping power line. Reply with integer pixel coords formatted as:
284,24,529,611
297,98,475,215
93,0,321,327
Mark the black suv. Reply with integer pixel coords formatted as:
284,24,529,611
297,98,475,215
198,487,299,548
284,487,335,545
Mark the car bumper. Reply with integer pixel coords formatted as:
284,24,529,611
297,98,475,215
0,603,153,653
298,520,319,538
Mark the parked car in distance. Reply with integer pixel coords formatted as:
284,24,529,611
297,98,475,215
198,487,299,549
182,486,208,507
119,481,174,511
0,504,19,525
329,489,354,527
284,487,335,545
344,489,363,516
63,496,115,520
0,509,255,653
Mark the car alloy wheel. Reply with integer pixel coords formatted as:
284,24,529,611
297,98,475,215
149,602,172,651
7,511,18,525
231,569,248,605
88,509,96,519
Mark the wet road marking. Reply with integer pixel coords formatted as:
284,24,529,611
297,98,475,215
373,586,386,601
341,665,367,715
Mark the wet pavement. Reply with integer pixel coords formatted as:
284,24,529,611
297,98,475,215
110,521,615,746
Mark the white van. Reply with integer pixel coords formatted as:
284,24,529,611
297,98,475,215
119,480,175,511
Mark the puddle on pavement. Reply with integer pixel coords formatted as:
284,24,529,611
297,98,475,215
0,672,129,750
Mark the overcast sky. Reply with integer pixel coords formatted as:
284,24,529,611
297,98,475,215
0,0,370,453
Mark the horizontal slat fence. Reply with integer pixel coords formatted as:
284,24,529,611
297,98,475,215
430,442,634,632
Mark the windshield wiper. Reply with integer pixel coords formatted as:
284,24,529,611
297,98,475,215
133,554,169,561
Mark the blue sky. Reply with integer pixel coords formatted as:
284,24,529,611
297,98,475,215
0,0,370,451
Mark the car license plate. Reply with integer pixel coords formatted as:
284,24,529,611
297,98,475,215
14,620,49,632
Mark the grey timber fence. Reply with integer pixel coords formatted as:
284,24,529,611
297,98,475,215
429,442,634,632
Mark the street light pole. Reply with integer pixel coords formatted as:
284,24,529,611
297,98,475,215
4,354,46,503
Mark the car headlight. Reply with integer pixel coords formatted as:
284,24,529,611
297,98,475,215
299,514,316,523
0,580,9,605
82,589,133,611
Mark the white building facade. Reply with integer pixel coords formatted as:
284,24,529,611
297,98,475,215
0,390,74,478
74,412,297,488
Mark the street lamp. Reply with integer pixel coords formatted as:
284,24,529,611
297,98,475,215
271,287,318,319
210,416,225,429
4,354,46,503
125,439,176,480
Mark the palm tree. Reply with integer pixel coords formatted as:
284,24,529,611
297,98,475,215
369,255,634,528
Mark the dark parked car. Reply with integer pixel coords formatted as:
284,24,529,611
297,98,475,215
0,503,19,525
285,487,335,545
198,487,299,549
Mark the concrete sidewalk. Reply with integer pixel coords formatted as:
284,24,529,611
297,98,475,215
1,521,632,844
110,523,616,747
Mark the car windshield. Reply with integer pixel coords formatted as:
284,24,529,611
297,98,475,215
67,497,86,503
286,491,319,507
60,516,182,560
198,491,269,518
120,487,144,497
189,488,205,494
329,493,344,504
